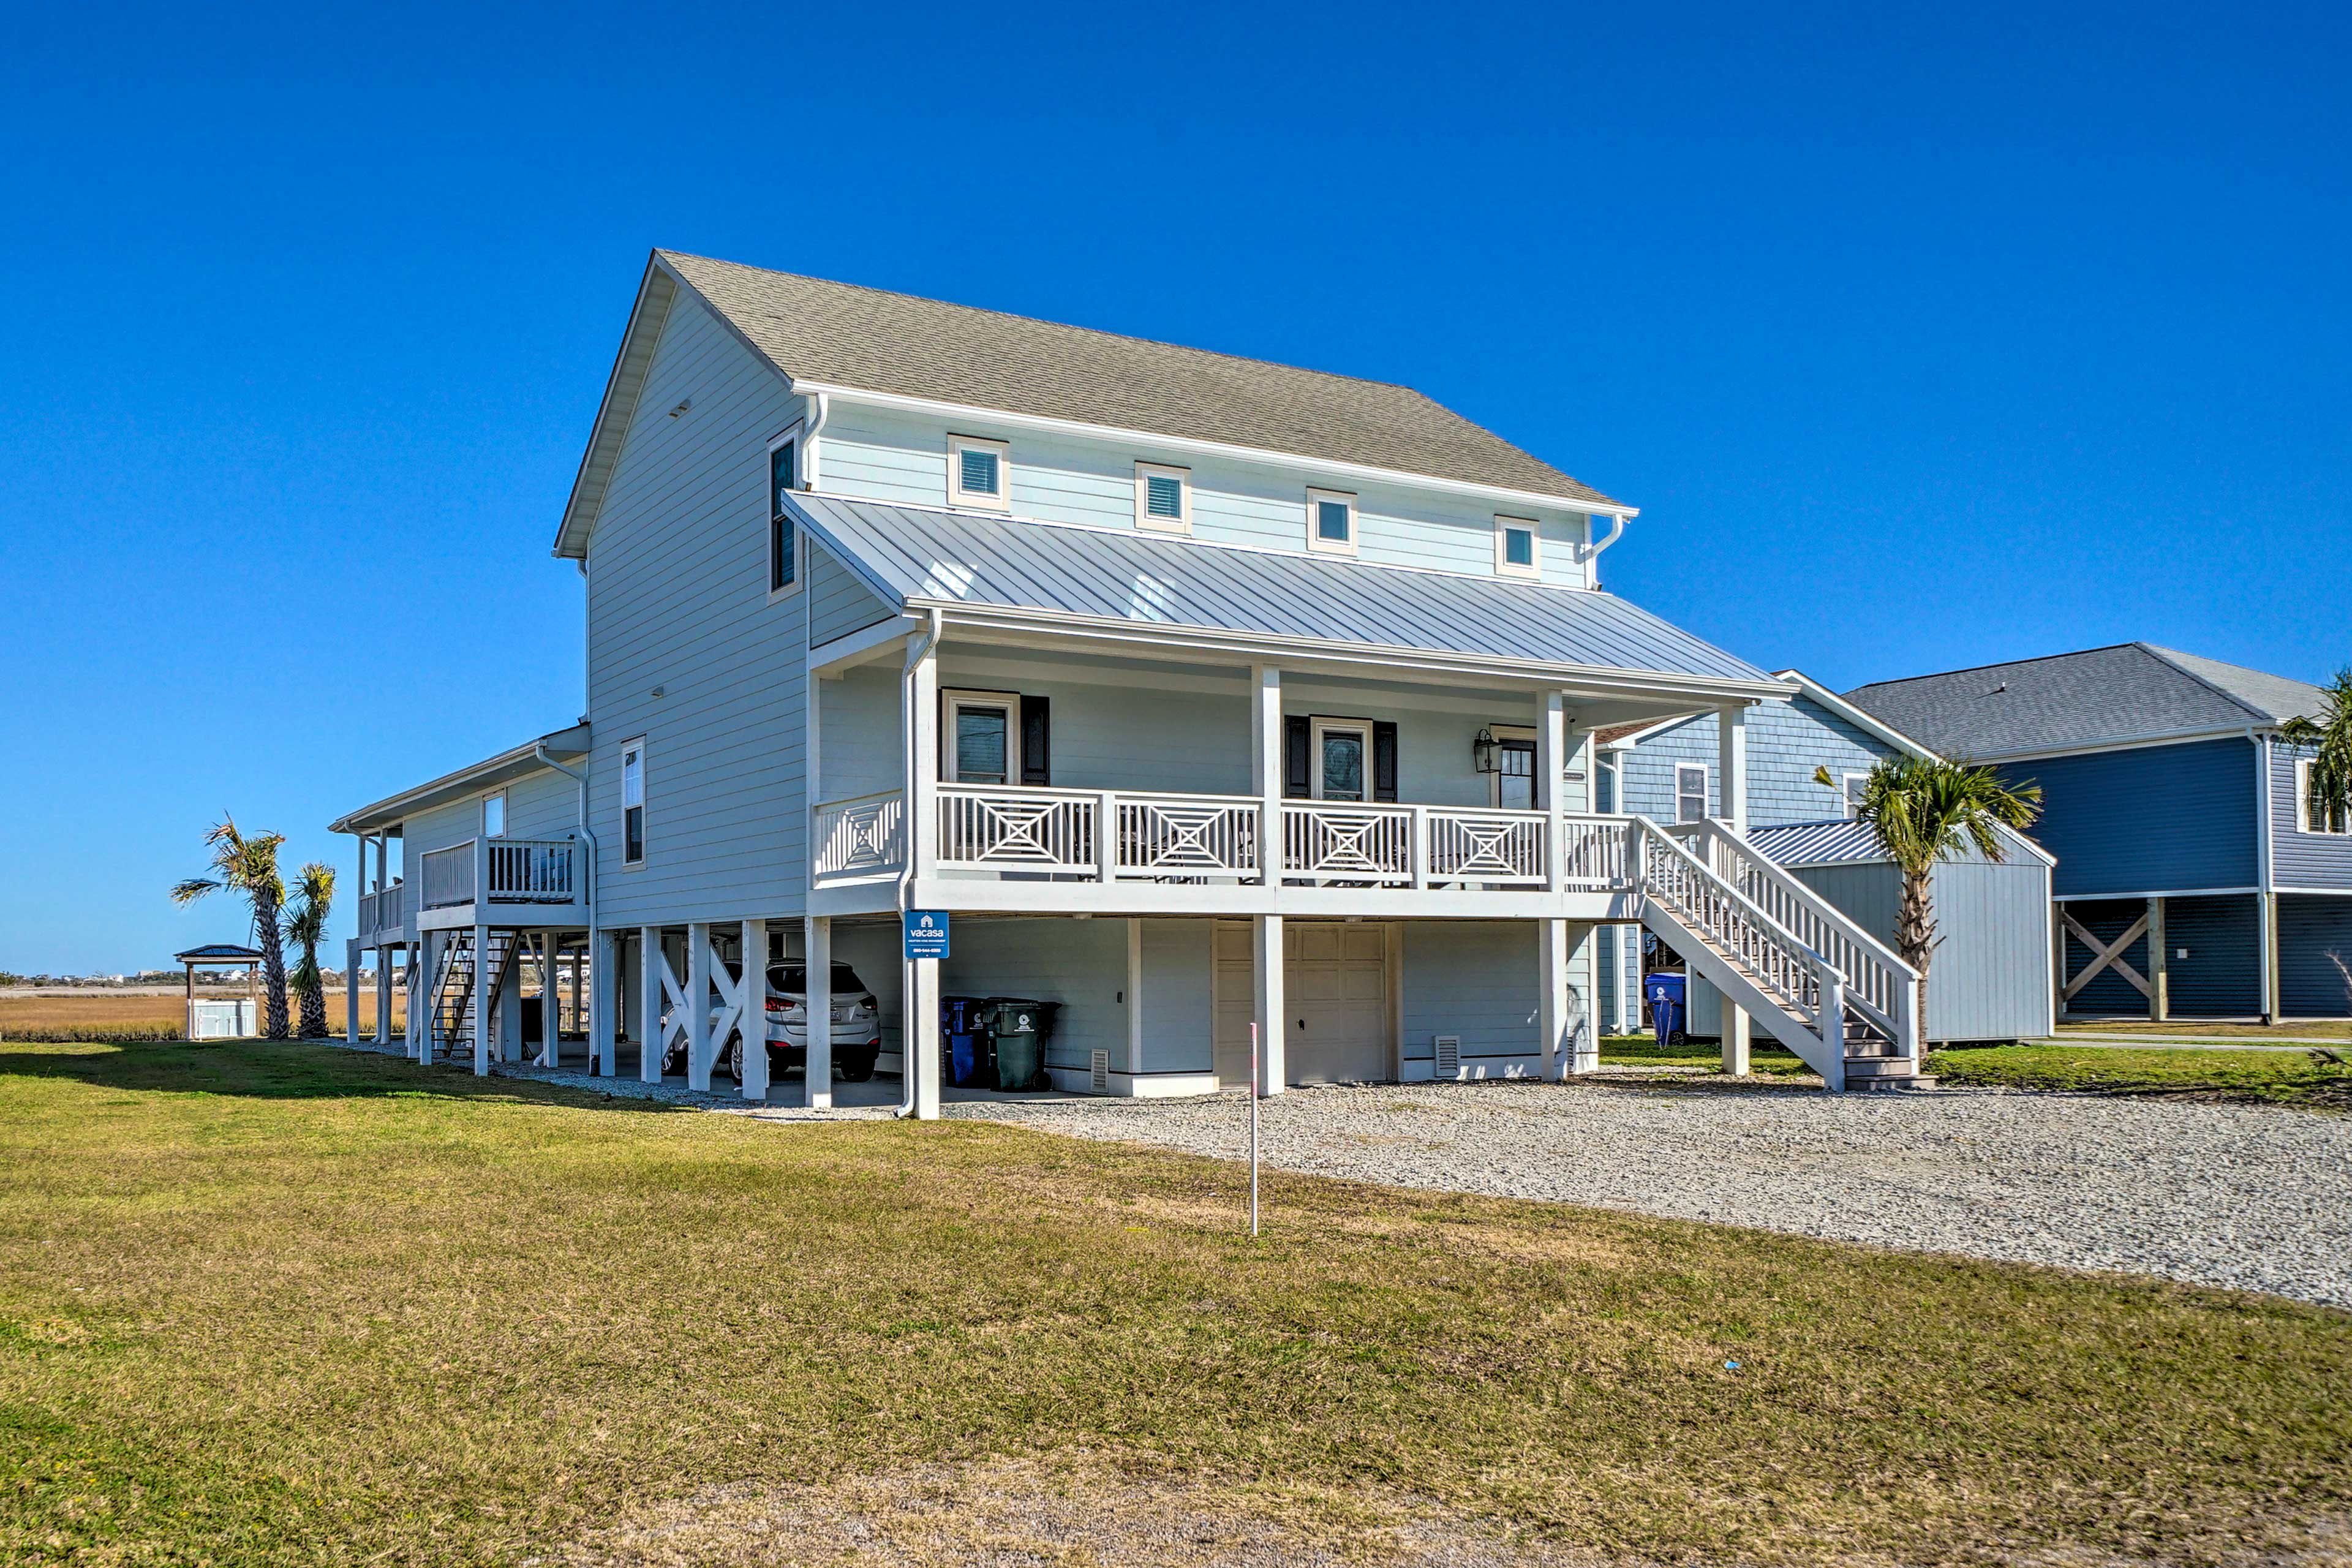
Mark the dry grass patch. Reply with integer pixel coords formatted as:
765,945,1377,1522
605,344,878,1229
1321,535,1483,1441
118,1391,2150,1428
1,1039,2348,1567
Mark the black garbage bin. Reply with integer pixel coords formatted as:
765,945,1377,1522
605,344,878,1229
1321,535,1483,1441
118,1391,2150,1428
986,998,1050,1091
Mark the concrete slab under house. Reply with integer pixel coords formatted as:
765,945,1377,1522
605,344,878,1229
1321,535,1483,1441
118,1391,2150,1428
330,251,1936,1112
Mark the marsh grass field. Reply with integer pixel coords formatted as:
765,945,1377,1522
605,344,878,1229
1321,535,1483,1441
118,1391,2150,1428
0,989,404,1042
2,1036,2348,1566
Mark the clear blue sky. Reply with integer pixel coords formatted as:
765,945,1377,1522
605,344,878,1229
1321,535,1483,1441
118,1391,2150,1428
2,2,2345,973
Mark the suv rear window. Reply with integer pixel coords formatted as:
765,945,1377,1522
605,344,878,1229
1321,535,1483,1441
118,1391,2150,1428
765,963,870,994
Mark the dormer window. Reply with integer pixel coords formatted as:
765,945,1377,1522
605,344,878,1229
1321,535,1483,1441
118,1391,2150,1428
1495,516,1539,578
948,434,1011,511
1135,462,1190,533
1306,488,1357,556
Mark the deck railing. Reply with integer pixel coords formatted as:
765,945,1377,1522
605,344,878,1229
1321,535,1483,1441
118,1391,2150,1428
416,838,578,911
420,843,475,910
359,882,405,938
814,790,908,883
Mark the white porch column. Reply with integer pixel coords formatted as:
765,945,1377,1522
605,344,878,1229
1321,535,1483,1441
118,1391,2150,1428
412,936,431,1062
1539,690,1568,892
1252,664,1282,887
374,945,393,1043
470,924,492,1077
1253,914,1285,1093
344,938,361,1044
741,918,769,1100
1125,918,1144,1077
803,915,832,1109
639,925,663,1082
1539,918,1573,1079
496,937,525,1064
685,921,712,1091
590,929,616,1076
1569,921,1599,1072
907,637,940,883
1716,703,1751,1074
909,949,941,1120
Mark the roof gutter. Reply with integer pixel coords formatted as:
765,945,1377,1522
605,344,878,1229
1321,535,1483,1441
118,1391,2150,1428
782,378,1636,521
532,742,598,944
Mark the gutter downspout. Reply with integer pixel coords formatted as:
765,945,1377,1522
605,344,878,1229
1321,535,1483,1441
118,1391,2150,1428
1578,511,1628,587
801,390,830,489
2253,726,2276,1023
534,742,599,1065
894,608,944,1118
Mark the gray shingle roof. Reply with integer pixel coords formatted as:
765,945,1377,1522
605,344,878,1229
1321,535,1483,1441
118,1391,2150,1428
663,251,1618,507
786,494,1776,690
1844,644,2326,758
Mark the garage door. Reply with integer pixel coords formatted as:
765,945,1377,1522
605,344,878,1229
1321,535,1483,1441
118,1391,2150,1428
1213,922,1393,1086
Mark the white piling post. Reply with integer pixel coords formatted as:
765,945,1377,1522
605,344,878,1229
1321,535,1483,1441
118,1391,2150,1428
1248,1021,1260,1237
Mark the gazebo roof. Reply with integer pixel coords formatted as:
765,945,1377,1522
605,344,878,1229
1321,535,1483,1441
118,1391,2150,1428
174,944,264,962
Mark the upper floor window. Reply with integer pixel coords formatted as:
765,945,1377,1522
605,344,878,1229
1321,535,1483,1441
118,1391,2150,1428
1495,516,1539,578
481,790,507,839
942,690,1022,784
1676,763,1709,824
948,434,1011,511
1306,488,1357,556
620,740,646,864
2298,758,2348,834
1135,461,1191,533
768,430,801,597
1841,771,1871,817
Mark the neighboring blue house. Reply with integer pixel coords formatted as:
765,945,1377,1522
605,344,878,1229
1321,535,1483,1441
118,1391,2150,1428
1591,672,1934,1035
1847,643,2351,1022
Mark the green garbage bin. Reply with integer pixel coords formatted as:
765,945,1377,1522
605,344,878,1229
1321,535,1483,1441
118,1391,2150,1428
987,998,1046,1091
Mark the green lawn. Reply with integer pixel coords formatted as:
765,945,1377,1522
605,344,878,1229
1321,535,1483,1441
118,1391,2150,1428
3,1039,2350,1566
1929,1042,2352,1104
1599,1035,1815,1076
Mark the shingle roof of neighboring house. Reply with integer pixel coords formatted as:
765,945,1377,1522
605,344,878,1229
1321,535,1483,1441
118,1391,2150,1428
1843,644,2327,760
786,494,1780,695
661,251,1619,508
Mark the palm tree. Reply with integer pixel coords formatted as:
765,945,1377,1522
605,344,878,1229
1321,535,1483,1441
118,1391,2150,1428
2278,669,2352,834
172,816,291,1039
1816,758,2043,1040
282,862,337,1039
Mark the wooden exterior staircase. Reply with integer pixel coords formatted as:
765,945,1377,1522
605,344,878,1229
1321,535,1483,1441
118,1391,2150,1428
428,929,520,1059
1630,816,1925,1091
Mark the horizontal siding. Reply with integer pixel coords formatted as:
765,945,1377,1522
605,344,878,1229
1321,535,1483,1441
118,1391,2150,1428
806,538,898,647
2278,895,2352,1017
2003,739,2257,898
818,404,1600,589
816,663,903,802
2269,742,2352,890
931,916,1128,1073
584,297,809,927
1401,921,1539,1065
2161,895,2261,1017
504,769,578,841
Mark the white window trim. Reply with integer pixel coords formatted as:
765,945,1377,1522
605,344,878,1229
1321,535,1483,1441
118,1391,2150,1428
941,689,1023,783
1134,461,1192,533
1310,716,1373,801
620,737,647,867
767,422,805,602
1305,488,1358,556
2298,757,2346,834
1486,723,1537,809
481,789,507,839
947,434,1012,511
1494,514,1540,578
1675,763,1710,824
1841,771,1871,818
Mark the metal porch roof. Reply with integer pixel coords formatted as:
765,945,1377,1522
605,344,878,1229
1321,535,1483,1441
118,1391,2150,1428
785,495,1779,692
1746,817,2055,868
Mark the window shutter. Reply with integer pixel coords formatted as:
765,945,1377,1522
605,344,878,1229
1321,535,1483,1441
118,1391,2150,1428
1284,717,1310,799
1373,722,1399,802
1020,695,1051,786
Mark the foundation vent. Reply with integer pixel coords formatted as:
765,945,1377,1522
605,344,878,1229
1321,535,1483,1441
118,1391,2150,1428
1089,1049,1111,1094
1433,1035,1461,1079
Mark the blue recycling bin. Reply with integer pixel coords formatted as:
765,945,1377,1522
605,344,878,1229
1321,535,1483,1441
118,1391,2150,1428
1643,972,1687,1047
942,995,992,1087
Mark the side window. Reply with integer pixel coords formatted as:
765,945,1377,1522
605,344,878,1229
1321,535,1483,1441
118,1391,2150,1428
1305,488,1357,555
1842,772,1871,817
942,690,1022,785
2302,758,2346,834
481,790,507,839
621,740,646,865
769,434,800,596
1676,764,1709,824
1135,461,1191,533
948,435,1011,511
1494,515,1539,578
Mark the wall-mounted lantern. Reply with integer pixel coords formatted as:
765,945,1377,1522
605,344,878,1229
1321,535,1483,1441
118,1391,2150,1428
1472,727,1500,774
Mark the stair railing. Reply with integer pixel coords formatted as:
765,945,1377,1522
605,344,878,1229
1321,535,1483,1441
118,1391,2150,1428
1631,817,1829,1029
1673,820,1920,1065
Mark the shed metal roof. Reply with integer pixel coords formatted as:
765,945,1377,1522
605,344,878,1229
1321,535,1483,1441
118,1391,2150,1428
664,252,1618,508
1747,817,2054,868
786,494,1781,693
1844,643,2326,759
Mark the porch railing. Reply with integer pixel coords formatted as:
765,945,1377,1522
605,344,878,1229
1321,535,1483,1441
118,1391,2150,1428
814,790,908,883
359,882,405,938
416,838,578,911
420,843,475,910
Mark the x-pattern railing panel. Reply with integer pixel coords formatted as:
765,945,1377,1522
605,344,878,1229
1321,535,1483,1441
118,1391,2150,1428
815,792,907,881
1116,796,1258,876
939,786,1097,871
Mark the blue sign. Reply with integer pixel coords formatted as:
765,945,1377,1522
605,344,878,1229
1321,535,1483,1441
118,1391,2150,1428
903,910,950,960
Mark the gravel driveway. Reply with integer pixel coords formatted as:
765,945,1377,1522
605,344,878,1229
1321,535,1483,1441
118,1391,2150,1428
948,1073,2352,1309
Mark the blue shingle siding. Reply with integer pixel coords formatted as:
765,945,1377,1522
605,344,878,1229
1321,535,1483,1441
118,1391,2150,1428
2003,739,2258,898
2062,899,2154,1016
2269,742,2352,891
2161,895,2261,1017
1618,691,1896,828
2277,896,2352,1017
